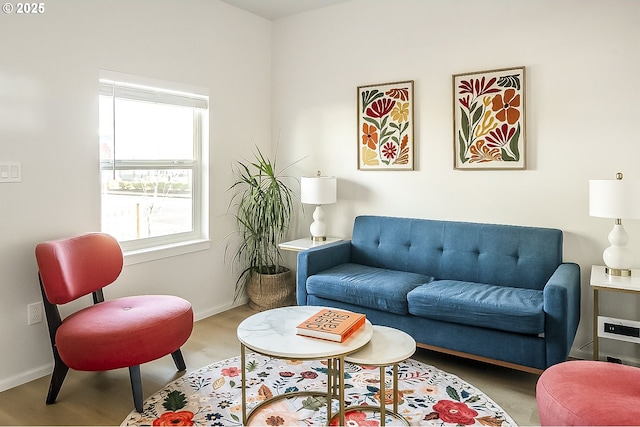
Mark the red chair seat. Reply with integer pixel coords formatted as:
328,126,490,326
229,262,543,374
57,295,193,371
536,360,640,425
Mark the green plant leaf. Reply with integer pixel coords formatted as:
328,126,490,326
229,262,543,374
460,107,470,142
458,132,467,164
299,396,327,411
361,90,383,112
446,385,461,402
163,390,188,411
363,116,380,128
247,359,258,372
471,105,483,126
380,127,394,139
509,123,521,161
497,74,521,90
501,148,515,161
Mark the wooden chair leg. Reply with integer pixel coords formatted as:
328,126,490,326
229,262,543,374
171,349,186,371
46,353,69,405
40,274,69,405
129,365,143,413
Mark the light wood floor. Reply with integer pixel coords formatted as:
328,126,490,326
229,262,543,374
0,305,541,425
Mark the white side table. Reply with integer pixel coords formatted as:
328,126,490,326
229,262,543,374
590,265,640,361
279,237,342,252
341,325,416,426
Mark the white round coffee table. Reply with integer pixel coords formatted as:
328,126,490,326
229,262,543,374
341,325,416,426
237,305,373,425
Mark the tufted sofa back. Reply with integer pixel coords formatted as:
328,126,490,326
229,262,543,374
350,215,563,290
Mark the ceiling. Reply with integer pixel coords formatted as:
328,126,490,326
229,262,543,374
218,0,353,20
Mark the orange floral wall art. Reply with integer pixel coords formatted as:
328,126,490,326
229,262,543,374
357,80,414,170
453,67,526,170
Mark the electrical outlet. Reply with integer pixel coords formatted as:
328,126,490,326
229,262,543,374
27,302,43,325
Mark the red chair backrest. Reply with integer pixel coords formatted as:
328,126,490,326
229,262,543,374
35,233,124,305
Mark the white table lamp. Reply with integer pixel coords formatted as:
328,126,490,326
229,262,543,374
589,172,640,276
301,172,337,241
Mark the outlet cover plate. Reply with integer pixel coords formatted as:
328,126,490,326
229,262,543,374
28,302,43,325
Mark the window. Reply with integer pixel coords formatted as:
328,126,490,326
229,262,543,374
99,72,209,254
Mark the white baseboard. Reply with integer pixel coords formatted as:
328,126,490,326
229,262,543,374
193,299,247,321
0,363,53,393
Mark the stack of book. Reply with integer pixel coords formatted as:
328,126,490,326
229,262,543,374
296,308,366,342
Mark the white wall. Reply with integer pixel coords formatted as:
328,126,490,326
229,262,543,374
272,0,640,363
0,0,271,390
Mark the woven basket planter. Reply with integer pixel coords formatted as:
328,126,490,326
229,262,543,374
246,268,296,311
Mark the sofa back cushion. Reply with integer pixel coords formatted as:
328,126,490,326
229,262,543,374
351,215,563,290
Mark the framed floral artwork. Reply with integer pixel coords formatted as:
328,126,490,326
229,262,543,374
358,80,414,170
453,67,526,170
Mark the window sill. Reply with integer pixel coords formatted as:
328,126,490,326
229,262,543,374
123,239,211,266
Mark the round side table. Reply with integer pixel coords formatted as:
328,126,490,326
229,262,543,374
341,325,416,426
236,305,373,425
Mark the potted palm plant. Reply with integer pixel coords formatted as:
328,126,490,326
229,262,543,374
229,146,299,311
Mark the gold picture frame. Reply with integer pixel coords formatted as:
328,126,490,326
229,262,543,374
357,80,414,170
453,67,526,170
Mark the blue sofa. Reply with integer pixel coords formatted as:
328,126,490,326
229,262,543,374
297,215,581,372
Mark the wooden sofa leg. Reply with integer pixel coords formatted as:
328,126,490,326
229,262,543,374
171,349,186,371
129,365,143,413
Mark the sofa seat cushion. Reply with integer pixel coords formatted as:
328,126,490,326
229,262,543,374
306,263,433,315
407,280,544,334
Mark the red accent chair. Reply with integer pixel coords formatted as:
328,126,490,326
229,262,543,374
536,360,640,425
35,233,194,413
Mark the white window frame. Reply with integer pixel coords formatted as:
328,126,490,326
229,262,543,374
99,70,210,263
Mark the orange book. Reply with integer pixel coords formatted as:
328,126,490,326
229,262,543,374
296,308,366,342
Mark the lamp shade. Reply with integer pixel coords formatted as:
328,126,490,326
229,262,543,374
589,178,640,219
301,176,337,205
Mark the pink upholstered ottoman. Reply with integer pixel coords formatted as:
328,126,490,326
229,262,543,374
536,360,640,426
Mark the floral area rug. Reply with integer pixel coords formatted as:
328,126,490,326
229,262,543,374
121,353,517,426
